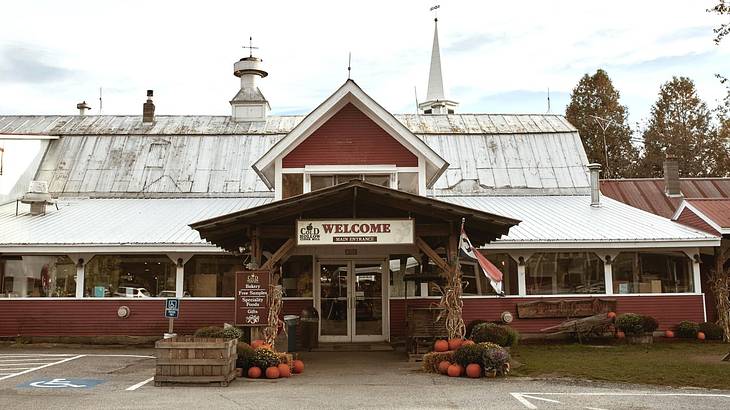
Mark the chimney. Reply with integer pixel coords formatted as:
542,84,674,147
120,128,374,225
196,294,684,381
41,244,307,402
142,90,155,123
20,181,53,216
664,154,681,197
588,163,601,207
76,101,91,116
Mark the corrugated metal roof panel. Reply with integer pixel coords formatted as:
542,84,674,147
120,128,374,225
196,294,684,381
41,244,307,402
685,198,730,229
440,195,717,244
0,198,272,246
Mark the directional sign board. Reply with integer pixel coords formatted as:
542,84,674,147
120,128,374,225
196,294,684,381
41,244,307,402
18,378,105,389
165,298,179,319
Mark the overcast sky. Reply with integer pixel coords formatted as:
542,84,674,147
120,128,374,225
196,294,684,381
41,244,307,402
0,0,727,126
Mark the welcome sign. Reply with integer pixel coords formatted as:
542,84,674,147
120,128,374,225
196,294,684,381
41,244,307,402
296,219,414,245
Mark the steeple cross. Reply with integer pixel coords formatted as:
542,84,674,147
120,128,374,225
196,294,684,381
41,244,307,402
243,36,258,57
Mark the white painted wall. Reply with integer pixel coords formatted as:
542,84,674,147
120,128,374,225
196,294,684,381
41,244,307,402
0,139,47,204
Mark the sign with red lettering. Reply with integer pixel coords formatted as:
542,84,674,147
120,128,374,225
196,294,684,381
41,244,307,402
235,271,270,326
296,219,414,245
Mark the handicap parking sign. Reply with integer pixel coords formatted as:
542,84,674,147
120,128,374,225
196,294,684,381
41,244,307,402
18,378,105,389
165,298,179,318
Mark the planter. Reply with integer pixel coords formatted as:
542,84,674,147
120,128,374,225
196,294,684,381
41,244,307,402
626,333,653,345
154,336,237,387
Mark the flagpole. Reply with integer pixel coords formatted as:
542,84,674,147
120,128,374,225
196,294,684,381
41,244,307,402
455,217,465,269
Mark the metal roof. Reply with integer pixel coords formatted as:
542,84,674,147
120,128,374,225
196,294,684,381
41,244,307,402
0,197,270,248
441,195,718,248
683,199,730,229
0,114,575,136
601,178,730,219
0,195,717,250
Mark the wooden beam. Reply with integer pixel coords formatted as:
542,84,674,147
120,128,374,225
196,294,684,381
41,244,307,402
415,224,450,237
259,225,293,238
415,236,450,273
260,238,296,271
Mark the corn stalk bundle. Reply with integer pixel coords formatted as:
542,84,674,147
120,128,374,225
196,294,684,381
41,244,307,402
264,284,284,348
709,268,730,343
435,265,466,340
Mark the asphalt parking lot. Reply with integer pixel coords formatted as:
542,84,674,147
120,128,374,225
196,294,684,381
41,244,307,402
0,346,729,409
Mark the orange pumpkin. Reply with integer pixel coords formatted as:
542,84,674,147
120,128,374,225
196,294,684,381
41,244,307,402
292,359,305,374
665,330,675,338
437,360,451,374
277,363,291,378
447,364,463,377
448,338,463,351
251,339,266,349
462,340,475,346
247,366,262,379
466,363,482,378
265,366,280,379
697,331,706,340
434,339,449,352
616,331,625,339
607,311,617,319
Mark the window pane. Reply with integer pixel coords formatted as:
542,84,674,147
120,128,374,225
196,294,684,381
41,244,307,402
0,256,76,297
183,255,242,297
461,263,479,295
281,255,313,297
389,255,422,297
613,252,692,294
282,173,303,199
363,174,390,187
397,172,418,194
85,255,176,297
310,175,334,191
335,174,362,185
526,252,605,295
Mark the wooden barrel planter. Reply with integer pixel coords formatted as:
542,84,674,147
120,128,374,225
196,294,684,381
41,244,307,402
154,336,237,387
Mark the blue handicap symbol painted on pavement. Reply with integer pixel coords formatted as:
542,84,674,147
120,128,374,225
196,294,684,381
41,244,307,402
18,378,105,389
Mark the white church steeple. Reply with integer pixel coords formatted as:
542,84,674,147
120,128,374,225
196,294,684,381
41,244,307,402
419,18,458,115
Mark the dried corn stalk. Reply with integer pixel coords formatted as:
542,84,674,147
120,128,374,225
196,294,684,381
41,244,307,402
435,264,466,340
264,284,284,348
709,268,730,343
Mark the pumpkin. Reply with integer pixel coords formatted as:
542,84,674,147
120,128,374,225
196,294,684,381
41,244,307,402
462,340,475,346
247,366,262,379
265,366,280,379
448,338,463,351
665,330,675,338
437,360,451,374
607,311,617,319
616,331,625,339
466,363,482,378
447,364,463,377
292,359,305,374
251,339,266,349
697,331,706,340
277,363,291,378
434,339,449,352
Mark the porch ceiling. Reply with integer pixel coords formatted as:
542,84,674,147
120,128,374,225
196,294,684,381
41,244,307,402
190,180,519,252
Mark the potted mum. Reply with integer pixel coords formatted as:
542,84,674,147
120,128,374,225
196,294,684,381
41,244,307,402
615,313,658,344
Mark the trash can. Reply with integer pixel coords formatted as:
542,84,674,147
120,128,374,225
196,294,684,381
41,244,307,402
284,314,300,352
300,307,319,351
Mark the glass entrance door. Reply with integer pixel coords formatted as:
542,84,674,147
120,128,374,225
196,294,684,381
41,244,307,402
318,260,387,343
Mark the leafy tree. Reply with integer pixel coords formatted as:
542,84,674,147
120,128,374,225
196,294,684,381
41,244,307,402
709,0,730,45
566,69,638,178
641,76,728,177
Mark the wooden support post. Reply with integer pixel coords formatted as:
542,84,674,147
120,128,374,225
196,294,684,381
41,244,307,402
415,237,450,274
260,238,296,271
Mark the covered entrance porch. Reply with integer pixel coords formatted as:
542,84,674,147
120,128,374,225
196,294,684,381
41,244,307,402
190,180,517,344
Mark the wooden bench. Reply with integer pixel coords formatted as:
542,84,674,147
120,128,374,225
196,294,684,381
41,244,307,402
407,307,448,361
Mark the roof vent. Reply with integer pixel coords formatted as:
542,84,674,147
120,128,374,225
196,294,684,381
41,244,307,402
76,101,91,116
588,163,601,207
20,181,54,216
143,90,155,123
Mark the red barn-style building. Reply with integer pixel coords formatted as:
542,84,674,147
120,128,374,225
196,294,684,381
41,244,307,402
0,20,719,343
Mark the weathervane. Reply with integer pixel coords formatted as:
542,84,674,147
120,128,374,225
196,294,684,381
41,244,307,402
243,36,258,58
430,4,440,21
347,52,352,79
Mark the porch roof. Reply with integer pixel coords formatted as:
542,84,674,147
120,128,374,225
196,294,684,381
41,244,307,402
190,180,520,252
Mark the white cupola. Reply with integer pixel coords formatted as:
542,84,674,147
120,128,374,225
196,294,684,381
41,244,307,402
230,42,270,122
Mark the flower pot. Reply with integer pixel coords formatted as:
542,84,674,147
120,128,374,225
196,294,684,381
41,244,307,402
626,333,653,344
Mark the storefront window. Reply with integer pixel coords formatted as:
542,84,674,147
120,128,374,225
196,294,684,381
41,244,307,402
0,256,76,297
526,252,605,295
612,252,693,294
310,174,392,192
281,255,313,297
183,255,242,297
389,255,423,297
483,253,519,296
85,255,175,298
397,172,419,194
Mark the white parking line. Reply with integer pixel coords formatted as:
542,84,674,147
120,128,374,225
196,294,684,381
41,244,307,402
511,392,730,409
125,377,154,391
0,355,86,382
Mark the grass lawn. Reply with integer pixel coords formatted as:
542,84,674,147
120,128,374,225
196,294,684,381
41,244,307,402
511,341,730,389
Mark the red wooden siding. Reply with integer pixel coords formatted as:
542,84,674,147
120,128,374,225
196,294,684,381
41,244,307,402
389,295,705,336
0,296,703,337
282,103,418,168
675,208,719,235
0,299,312,337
